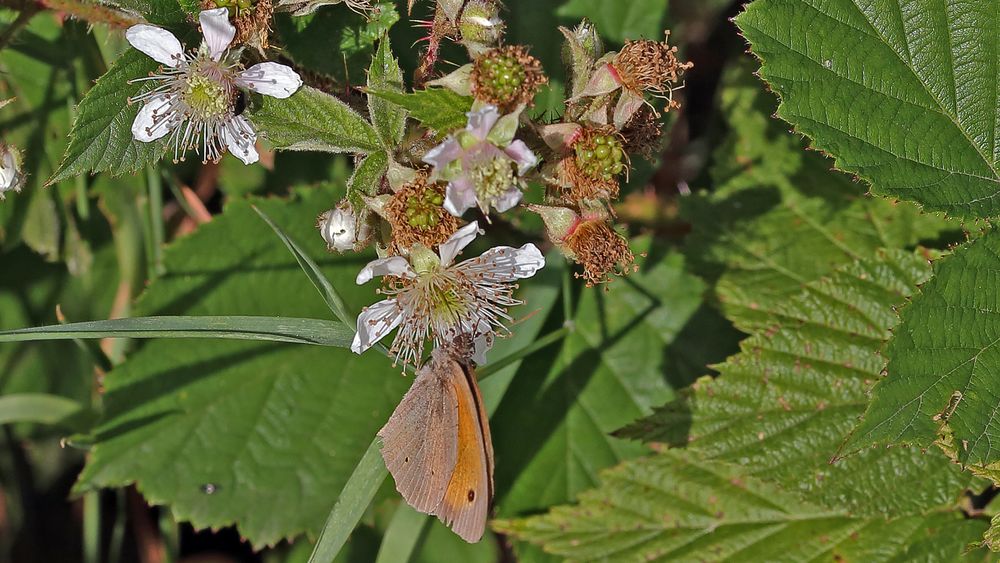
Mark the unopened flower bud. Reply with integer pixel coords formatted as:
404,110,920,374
529,204,580,242
318,204,358,252
560,20,603,98
0,144,25,200
458,0,505,55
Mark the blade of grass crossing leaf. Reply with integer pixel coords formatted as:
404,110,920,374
146,165,165,277
253,206,407,370
83,491,99,563
478,325,572,380
0,316,353,346
0,393,85,425
108,490,126,563
308,437,388,563
374,504,432,563
252,205,353,327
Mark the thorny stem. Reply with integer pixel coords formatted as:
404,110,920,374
0,0,140,27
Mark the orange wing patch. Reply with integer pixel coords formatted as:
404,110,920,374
435,371,491,543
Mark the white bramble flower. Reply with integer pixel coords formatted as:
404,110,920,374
126,8,302,164
423,105,538,217
352,221,545,367
0,144,24,200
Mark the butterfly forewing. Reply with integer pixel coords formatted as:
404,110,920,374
378,362,459,514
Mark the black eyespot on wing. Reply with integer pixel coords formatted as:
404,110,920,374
404,456,409,463
467,489,475,502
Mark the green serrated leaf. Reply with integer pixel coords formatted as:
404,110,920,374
490,242,730,519
252,86,381,154
276,3,399,84
847,230,1000,466
366,89,472,135
368,35,406,150
347,151,388,202
686,63,959,331
48,49,167,185
101,0,187,26
74,186,407,547
496,450,986,562
735,0,1000,220
620,249,976,516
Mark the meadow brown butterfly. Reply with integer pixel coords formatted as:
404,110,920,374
378,346,494,543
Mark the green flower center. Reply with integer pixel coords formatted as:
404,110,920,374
476,54,527,100
574,133,625,181
405,187,445,229
184,70,229,119
472,158,516,202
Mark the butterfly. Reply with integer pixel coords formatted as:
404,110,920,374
378,346,494,542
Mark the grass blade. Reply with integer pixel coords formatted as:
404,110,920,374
0,393,85,425
0,316,353,347
309,437,388,563
253,205,354,327
375,504,431,563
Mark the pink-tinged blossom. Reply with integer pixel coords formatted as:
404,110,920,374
352,221,545,367
423,105,538,218
126,9,302,164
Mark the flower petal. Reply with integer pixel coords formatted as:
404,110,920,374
223,116,259,165
465,105,500,140
471,322,494,365
318,206,357,252
614,89,645,130
356,256,416,284
351,299,403,354
199,8,235,61
492,187,522,213
443,178,477,217
573,63,622,99
503,140,538,175
131,96,174,142
461,243,545,281
423,137,462,178
438,221,481,266
0,150,17,192
239,62,303,99
125,25,183,67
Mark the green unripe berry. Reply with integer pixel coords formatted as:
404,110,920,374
574,132,626,181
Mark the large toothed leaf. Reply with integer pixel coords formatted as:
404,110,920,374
252,86,381,154
490,241,739,520
496,450,985,562
48,49,167,185
620,65,977,516
735,0,1000,220
365,89,472,136
74,185,408,547
846,230,1000,467
620,249,976,516
686,62,958,332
